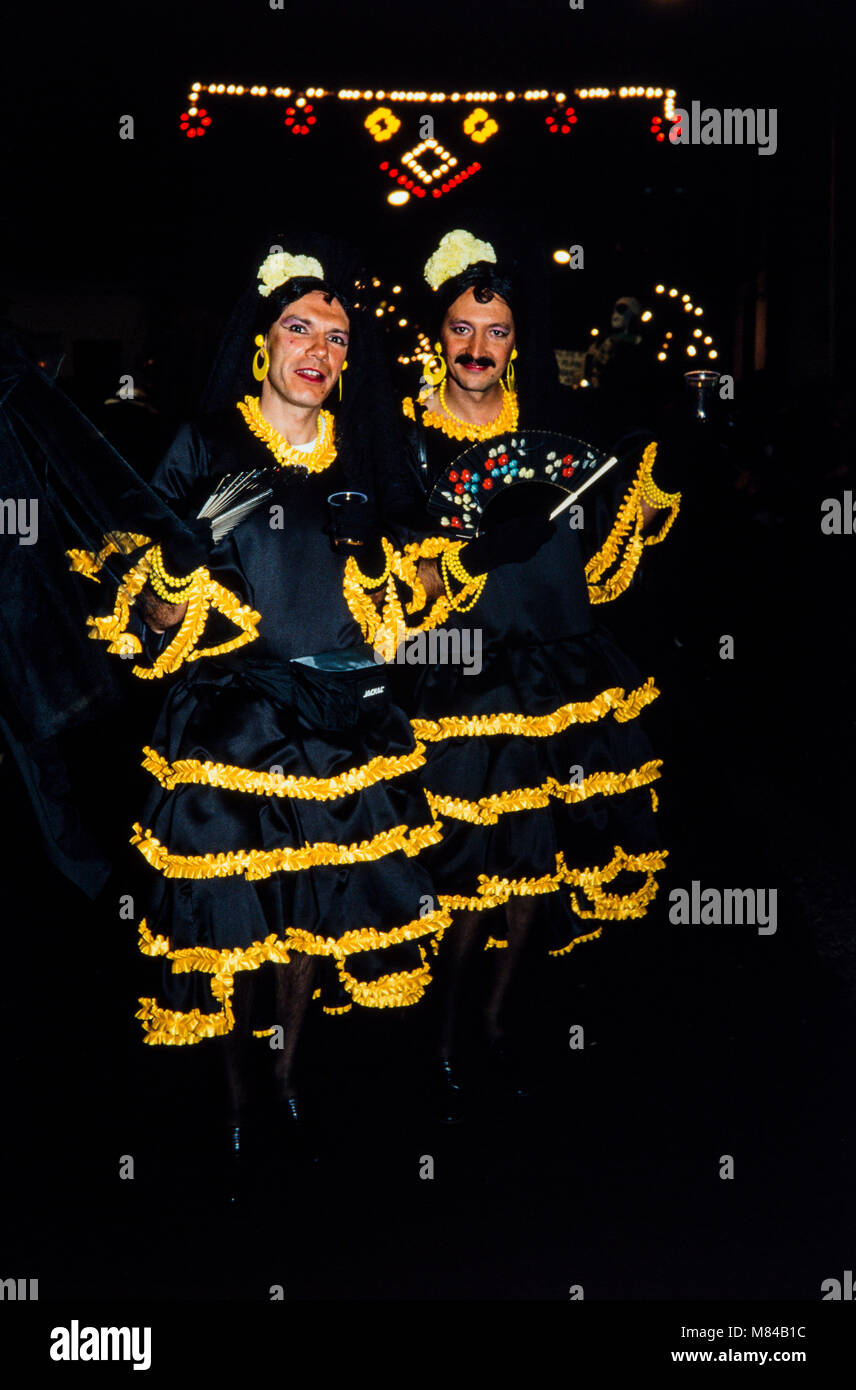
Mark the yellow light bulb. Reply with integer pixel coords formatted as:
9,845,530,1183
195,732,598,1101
398,319,407,327
655,284,665,293
388,190,410,206
704,336,712,345
693,329,702,337
657,352,667,361
695,307,703,316
709,349,718,359
687,345,697,356
669,288,678,297
641,310,653,322
553,250,571,265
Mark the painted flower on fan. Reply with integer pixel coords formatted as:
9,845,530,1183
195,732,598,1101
257,251,325,298
423,230,497,291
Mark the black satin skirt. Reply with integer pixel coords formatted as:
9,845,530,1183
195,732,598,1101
403,625,667,956
130,659,447,1045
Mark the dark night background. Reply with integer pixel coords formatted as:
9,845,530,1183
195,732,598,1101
1,0,855,1337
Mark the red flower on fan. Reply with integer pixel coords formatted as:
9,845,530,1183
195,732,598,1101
497,454,509,466
483,478,494,490
449,470,459,481
179,107,212,139
484,458,495,471
285,102,316,135
451,516,462,528
461,469,472,482
454,483,465,495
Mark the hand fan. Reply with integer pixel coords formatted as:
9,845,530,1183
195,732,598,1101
426,431,609,536
196,469,274,543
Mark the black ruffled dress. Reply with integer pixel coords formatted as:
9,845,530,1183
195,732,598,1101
108,411,448,1043
368,402,676,957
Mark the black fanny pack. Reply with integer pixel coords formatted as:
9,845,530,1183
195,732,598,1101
236,647,390,733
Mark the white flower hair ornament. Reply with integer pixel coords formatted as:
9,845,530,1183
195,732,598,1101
257,251,325,298
423,230,497,292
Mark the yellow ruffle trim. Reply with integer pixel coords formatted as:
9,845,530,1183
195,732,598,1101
335,945,432,1008
437,844,667,924
135,905,451,1043
548,926,604,957
438,869,560,914
586,442,681,605
136,997,235,1045
426,760,661,826
411,677,658,743
344,535,481,655
131,818,443,881
67,530,152,582
557,844,667,922
82,543,260,678
141,741,427,802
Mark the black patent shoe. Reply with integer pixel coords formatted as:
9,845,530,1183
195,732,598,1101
275,1092,321,1165
435,1056,466,1125
221,1121,246,1206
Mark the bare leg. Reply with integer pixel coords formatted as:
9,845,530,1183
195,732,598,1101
438,909,485,1060
484,896,537,1045
271,957,318,1100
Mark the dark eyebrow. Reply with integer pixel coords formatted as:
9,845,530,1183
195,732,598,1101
281,312,349,337
449,317,510,329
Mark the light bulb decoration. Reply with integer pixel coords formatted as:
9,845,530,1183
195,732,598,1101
545,105,578,134
179,107,212,138
365,107,401,141
284,99,316,135
642,282,718,369
178,79,683,210
463,107,499,143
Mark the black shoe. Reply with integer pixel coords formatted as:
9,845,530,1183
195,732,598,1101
435,1056,466,1125
220,1121,246,1206
276,1092,321,1165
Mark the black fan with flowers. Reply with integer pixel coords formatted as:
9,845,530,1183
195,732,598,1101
426,431,608,537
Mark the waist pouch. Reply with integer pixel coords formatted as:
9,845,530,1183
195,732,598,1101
237,648,391,733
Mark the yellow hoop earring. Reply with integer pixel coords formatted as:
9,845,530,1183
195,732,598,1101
505,347,518,391
338,359,348,401
252,334,270,382
422,342,447,391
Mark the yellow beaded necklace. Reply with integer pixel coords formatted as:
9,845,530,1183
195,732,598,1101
417,382,519,442
237,394,337,473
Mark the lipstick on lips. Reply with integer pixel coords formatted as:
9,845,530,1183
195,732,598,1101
294,366,326,383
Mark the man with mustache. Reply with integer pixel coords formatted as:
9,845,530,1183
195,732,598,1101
364,230,680,1120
